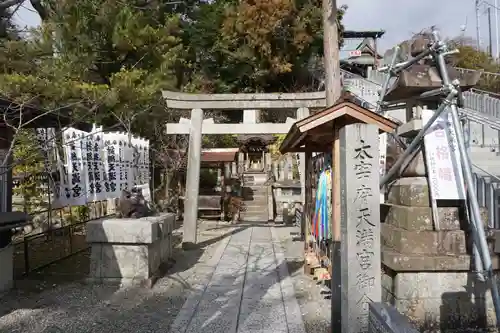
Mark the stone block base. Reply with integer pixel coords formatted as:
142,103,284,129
383,270,500,331
86,213,174,287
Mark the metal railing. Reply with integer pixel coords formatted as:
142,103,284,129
11,200,113,277
367,69,500,120
341,68,500,228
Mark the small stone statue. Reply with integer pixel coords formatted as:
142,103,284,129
116,187,152,218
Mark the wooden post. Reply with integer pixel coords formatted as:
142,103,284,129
323,0,342,327
304,151,312,246
322,0,341,106
297,107,310,205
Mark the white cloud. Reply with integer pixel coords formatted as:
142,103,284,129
338,0,497,54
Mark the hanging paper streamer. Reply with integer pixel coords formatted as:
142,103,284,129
92,126,106,201
62,128,87,206
312,169,332,242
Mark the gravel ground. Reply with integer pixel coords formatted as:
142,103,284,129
0,219,241,333
272,224,332,333
0,221,330,333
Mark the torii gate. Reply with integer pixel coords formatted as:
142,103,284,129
162,90,327,248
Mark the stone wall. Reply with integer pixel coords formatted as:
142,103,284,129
382,271,498,330
381,176,500,331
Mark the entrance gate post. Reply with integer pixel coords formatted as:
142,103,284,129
182,108,203,248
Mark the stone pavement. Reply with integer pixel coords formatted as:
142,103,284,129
170,224,306,333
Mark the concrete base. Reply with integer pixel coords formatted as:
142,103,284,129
382,270,499,331
86,213,174,287
0,245,13,296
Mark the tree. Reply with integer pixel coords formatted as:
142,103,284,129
0,0,348,211
449,36,500,93
184,0,347,93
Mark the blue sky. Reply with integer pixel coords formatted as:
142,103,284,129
13,0,500,57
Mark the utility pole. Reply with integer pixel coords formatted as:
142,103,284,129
476,0,482,50
495,0,499,58
323,0,341,106
488,6,494,57
323,1,342,333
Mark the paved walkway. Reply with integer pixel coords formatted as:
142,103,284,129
170,224,306,333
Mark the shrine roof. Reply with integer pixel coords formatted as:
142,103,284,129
236,134,277,145
343,30,385,39
201,148,238,163
279,92,399,153
166,148,238,168
0,97,91,131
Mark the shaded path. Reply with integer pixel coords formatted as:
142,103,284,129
170,224,306,333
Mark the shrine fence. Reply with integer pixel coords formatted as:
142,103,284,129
10,126,152,277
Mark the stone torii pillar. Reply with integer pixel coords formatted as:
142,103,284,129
182,108,203,249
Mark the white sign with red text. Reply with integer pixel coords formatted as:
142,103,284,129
379,132,387,203
422,109,466,200
349,50,362,57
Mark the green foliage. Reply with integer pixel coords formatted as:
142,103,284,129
12,129,45,213
75,205,90,222
269,134,287,159
184,0,347,93
449,37,500,93
0,0,348,206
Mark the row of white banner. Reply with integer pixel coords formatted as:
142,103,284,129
35,126,151,209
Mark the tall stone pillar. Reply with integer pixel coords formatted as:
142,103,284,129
286,155,293,180
231,161,237,177
244,153,249,171
183,108,203,248
224,162,230,178
338,123,381,333
279,159,286,181
243,109,260,123
272,161,278,180
216,168,222,187
265,152,272,173
238,153,244,175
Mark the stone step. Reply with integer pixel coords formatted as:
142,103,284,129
381,224,467,255
381,203,489,231
239,216,270,222
381,247,500,271
469,146,499,154
242,185,268,191
242,206,268,213
243,194,267,199
472,154,500,160
243,197,268,203
386,177,430,207
242,190,268,196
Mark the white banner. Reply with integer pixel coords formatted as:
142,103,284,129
422,109,466,200
378,133,388,203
